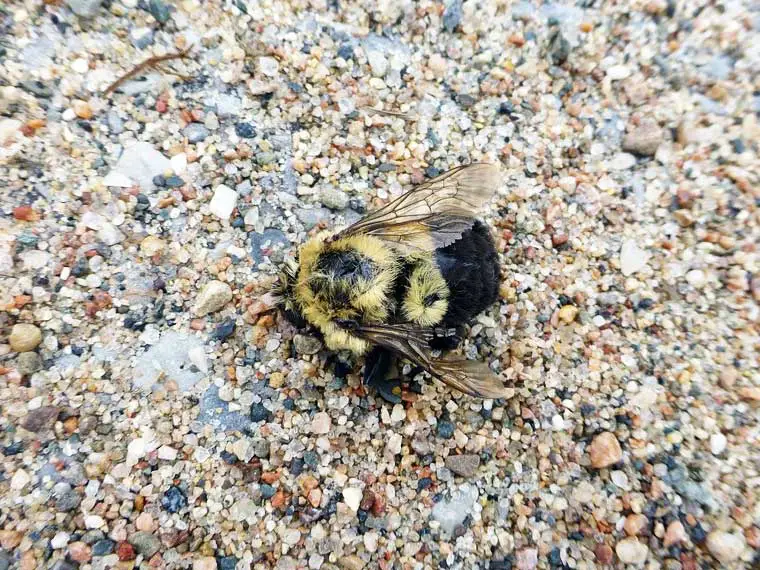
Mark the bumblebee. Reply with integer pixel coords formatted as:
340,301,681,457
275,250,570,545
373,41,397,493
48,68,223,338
274,163,507,399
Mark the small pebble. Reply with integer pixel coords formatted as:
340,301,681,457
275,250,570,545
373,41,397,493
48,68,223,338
706,531,746,563
589,432,623,468
9,324,42,352
209,184,238,220
342,487,363,512
194,281,233,316
615,538,649,565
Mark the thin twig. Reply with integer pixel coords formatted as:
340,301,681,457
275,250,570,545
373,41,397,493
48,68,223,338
103,45,194,97
360,106,415,121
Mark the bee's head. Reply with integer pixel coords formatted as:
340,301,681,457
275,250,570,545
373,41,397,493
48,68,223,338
272,256,308,327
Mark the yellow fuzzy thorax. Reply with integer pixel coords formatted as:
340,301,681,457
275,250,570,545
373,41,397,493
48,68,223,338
402,259,449,327
294,231,400,355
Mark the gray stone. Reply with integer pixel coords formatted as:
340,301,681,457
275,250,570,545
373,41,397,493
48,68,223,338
21,36,56,69
130,27,154,50
21,406,60,432
184,124,210,143
295,207,331,230
107,110,124,134
293,334,322,355
16,352,42,375
67,0,103,17
211,94,242,118
622,120,664,156
319,187,349,210
197,385,249,432
444,454,480,478
148,0,170,23
252,438,271,458
129,532,161,558
55,489,82,512
443,0,463,32
250,229,290,266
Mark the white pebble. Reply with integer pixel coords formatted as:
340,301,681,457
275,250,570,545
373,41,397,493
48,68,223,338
10,469,31,490
710,433,727,455
706,531,746,563
342,487,362,511
85,515,105,529
258,56,279,76
686,269,707,289
85,479,101,497
390,404,406,423
170,152,187,174
158,445,178,460
610,152,637,170
51,532,70,549
188,346,209,373
283,529,301,545
607,65,631,80
126,437,147,465
620,240,649,276
71,58,89,73
363,530,379,552
615,538,649,564
310,412,331,435
386,433,402,455
611,470,630,490
194,446,211,463
208,184,238,220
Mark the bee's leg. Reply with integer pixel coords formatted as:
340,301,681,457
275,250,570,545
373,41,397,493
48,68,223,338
363,347,403,404
363,346,393,387
430,325,464,351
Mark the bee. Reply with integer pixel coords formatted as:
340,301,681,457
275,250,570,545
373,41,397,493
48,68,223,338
274,163,508,399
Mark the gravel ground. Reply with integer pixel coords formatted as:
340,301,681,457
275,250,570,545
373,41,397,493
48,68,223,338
1,0,759,569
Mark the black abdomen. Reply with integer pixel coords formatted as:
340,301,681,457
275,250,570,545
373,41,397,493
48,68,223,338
435,220,500,326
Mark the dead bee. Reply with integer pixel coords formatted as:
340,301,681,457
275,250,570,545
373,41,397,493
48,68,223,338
273,163,508,399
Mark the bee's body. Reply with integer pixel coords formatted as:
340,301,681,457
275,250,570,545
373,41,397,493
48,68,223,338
275,164,509,399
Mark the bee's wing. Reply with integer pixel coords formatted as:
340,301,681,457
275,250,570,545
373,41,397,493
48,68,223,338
336,163,501,253
350,323,509,399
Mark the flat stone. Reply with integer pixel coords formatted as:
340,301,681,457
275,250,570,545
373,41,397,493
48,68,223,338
622,120,664,156
67,0,103,17
107,142,171,191
444,454,480,478
208,185,238,220
620,240,649,276
10,469,31,490
615,538,649,564
16,352,42,375
431,483,479,535
183,124,209,143
128,532,161,558
342,487,362,511
706,531,746,563
194,280,232,316
310,412,331,434
664,521,688,547
21,406,59,432
589,432,623,468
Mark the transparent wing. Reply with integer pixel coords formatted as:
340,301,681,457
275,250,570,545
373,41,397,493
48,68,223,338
336,163,501,253
348,322,509,399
